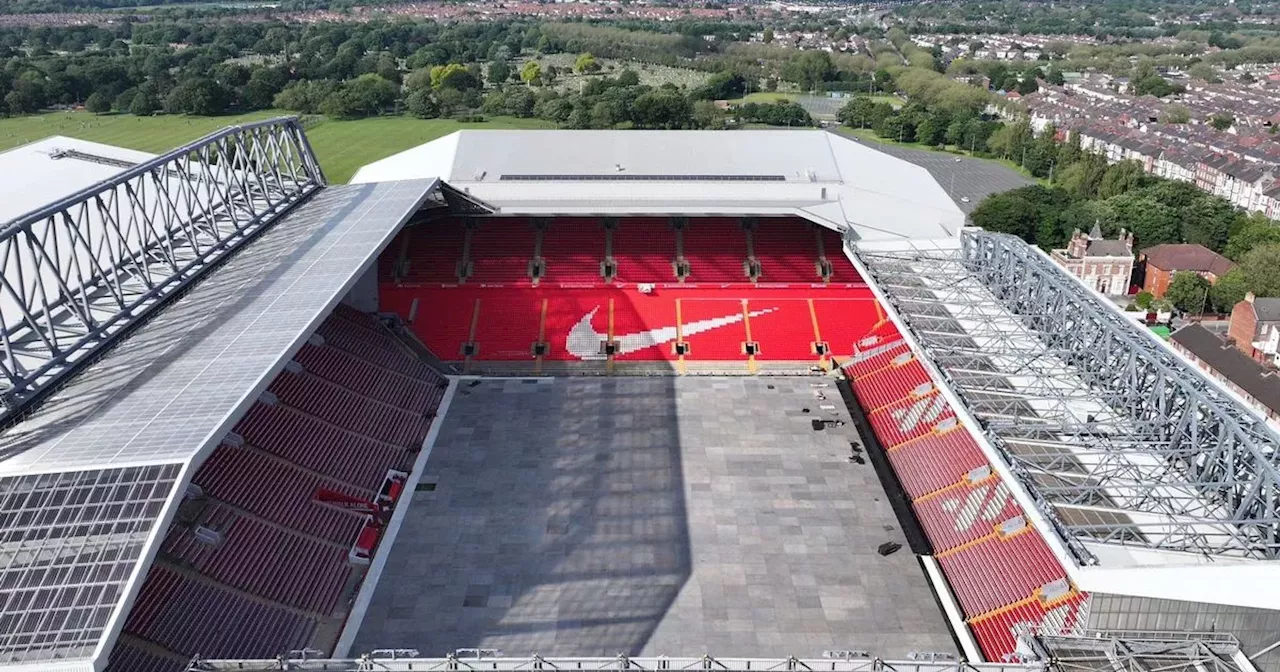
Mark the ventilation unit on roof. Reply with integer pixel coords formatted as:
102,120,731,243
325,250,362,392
193,525,223,546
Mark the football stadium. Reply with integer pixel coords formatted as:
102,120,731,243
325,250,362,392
0,118,1277,672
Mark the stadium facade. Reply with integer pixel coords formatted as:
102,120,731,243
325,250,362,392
0,121,1276,672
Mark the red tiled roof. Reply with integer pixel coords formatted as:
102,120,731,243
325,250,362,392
1140,244,1236,276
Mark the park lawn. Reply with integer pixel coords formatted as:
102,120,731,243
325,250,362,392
724,91,801,105
0,111,555,184
868,93,906,109
0,110,283,154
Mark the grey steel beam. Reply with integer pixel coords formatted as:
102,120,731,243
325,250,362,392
854,231,1280,560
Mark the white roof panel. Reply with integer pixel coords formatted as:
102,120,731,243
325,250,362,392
0,137,152,225
351,130,965,241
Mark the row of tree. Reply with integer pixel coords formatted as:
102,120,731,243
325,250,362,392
968,124,1280,312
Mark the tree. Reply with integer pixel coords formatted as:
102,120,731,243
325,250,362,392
320,73,398,119
1106,193,1179,247
166,78,228,116
244,67,289,110
1188,62,1222,84
696,71,747,101
1224,214,1280,260
915,115,945,147
692,99,725,129
430,64,480,91
1165,271,1211,314
521,61,542,85
487,60,511,85
1134,291,1154,310
630,88,693,129
781,50,833,91
129,90,159,117
970,192,1040,242
987,119,1033,161
1164,104,1190,124
1097,160,1146,199
617,70,640,87
273,80,338,114
84,91,111,114
405,88,441,119
1180,195,1237,252
1211,268,1249,313
838,97,892,129
1210,114,1234,131
1240,244,1280,297
573,52,601,74
762,27,774,44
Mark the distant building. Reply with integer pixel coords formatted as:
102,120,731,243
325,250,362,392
1137,243,1236,298
1172,324,1280,425
1051,224,1135,296
1228,292,1280,363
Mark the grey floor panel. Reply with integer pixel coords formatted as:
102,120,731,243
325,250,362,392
353,377,956,658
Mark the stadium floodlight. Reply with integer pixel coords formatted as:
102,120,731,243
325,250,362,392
853,230,1280,561
0,117,324,425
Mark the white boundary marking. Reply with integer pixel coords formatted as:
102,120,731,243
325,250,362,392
333,376,460,656
922,555,985,662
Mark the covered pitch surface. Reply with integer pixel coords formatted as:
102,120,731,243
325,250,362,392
352,377,954,658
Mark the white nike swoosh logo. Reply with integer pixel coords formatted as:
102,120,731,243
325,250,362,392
565,306,777,360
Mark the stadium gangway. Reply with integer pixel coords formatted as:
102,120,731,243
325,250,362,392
184,654,1047,672
0,116,325,424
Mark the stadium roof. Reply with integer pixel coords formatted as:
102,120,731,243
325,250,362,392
0,121,472,670
0,137,152,225
849,231,1280,611
350,129,966,241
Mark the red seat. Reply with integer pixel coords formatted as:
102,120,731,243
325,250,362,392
541,217,605,283
886,427,989,499
681,218,749,283
939,529,1069,617
468,218,536,284
753,218,821,283
913,477,1023,553
612,217,676,283
970,591,1090,661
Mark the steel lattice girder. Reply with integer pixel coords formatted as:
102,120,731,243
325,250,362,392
0,117,325,423
854,231,1280,560
1031,631,1246,672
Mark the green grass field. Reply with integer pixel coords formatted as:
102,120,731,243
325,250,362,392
0,111,555,184
724,91,802,105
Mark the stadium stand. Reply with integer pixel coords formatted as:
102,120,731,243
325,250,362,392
540,217,607,283
468,218,537,284
843,321,1089,662
106,307,447,672
680,217,750,283
395,218,468,284
752,217,824,283
377,216,873,370
611,216,677,283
